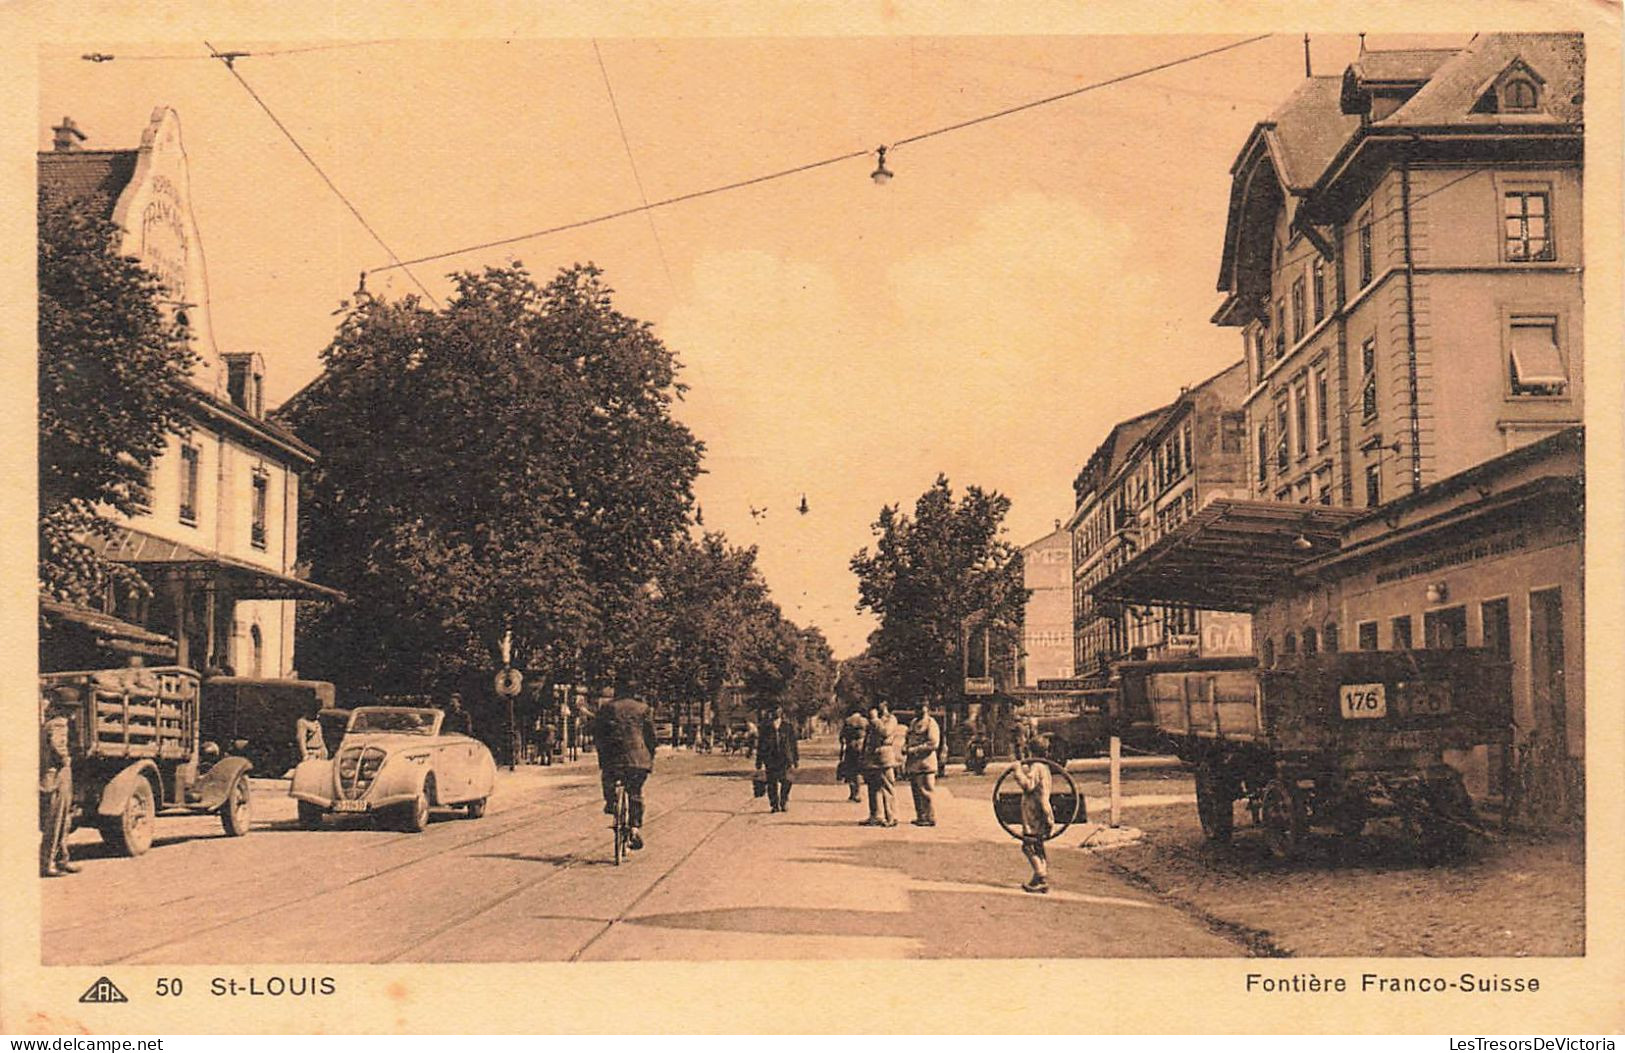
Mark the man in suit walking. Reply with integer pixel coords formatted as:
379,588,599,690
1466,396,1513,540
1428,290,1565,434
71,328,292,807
755,705,800,812
592,683,658,850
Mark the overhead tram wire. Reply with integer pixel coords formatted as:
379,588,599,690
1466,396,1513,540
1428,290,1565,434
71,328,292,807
888,32,1273,149
202,40,441,307
369,33,1275,277
81,40,394,63
593,39,675,294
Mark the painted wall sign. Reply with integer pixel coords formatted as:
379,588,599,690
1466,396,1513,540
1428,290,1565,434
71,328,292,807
1374,532,1529,585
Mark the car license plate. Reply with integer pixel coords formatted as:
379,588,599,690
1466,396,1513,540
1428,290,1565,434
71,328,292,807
333,799,368,812
1339,683,1387,719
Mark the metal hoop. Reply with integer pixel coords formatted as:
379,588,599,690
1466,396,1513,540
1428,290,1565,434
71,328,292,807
993,759,1081,842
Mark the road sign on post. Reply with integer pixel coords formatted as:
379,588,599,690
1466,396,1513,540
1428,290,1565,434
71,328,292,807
494,667,523,697
964,676,995,696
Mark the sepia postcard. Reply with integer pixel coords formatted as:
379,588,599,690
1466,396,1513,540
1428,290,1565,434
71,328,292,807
1,0,1621,1036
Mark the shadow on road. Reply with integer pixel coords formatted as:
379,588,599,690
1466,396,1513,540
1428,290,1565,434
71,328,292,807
471,851,614,867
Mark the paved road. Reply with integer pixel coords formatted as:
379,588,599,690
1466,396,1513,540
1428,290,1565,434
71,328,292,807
42,740,1240,963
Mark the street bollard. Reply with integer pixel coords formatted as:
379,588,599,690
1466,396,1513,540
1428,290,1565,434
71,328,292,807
1109,734,1122,829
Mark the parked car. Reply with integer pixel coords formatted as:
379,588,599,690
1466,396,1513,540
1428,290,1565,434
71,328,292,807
39,666,254,856
289,706,496,832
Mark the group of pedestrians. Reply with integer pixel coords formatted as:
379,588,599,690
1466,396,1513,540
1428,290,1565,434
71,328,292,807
836,701,940,828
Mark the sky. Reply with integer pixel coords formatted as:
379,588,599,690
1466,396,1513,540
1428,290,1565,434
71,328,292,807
38,30,1468,657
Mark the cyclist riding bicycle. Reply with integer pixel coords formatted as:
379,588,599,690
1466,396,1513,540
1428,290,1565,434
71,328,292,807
591,683,657,851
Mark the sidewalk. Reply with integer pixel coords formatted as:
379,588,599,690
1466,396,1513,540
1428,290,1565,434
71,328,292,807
583,764,1241,959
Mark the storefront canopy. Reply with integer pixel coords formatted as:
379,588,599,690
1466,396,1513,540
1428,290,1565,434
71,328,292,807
84,527,346,602
1093,499,1360,612
40,597,178,663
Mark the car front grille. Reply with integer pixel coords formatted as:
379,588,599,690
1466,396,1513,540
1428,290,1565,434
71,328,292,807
337,746,387,799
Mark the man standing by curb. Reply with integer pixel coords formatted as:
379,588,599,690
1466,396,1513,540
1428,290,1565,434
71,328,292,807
39,688,78,878
904,704,941,826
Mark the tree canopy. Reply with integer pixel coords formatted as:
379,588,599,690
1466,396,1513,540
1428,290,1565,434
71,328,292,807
622,533,835,726
37,189,198,604
285,263,703,696
850,474,1026,708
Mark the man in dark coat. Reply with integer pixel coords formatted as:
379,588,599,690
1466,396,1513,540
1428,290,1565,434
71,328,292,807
755,705,800,812
592,685,657,849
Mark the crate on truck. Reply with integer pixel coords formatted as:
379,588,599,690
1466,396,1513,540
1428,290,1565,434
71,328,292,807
40,666,255,856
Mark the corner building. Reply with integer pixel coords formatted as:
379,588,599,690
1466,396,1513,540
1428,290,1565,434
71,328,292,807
1097,35,1585,812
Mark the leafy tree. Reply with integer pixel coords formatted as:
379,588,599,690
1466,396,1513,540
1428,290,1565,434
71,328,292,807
827,646,885,721
781,624,837,728
37,189,197,604
850,474,1026,710
619,532,836,730
285,263,702,697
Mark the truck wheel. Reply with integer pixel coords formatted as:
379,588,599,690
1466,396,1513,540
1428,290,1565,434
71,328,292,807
1418,773,1473,861
220,777,252,837
101,779,156,857
1195,763,1233,843
1260,779,1307,860
296,801,325,830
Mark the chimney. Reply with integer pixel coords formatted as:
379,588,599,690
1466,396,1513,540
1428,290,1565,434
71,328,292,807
52,117,87,152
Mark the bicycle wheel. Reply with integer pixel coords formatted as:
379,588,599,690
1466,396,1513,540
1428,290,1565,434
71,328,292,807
612,781,630,866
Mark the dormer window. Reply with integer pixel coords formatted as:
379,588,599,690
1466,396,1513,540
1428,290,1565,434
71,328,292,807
1502,76,1539,112
1474,61,1546,115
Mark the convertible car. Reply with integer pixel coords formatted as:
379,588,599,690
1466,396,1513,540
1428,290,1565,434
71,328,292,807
289,706,496,832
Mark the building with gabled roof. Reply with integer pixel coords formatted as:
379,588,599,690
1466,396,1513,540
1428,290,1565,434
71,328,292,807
39,108,340,676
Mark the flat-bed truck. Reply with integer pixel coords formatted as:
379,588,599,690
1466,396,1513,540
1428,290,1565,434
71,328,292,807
1115,651,1512,858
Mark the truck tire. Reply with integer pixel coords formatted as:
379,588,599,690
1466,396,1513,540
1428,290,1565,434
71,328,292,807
100,778,156,857
220,776,252,837
1260,779,1307,860
1195,762,1233,843
296,801,325,830
1418,772,1474,861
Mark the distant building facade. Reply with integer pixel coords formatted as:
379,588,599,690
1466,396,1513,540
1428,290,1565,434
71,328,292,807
1066,360,1251,678
40,108,339,676
1016,524,1073,686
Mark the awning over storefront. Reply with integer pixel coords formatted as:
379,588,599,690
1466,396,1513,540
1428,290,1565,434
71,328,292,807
84,527,346,602
40,597,179,662
1093,499,1360,612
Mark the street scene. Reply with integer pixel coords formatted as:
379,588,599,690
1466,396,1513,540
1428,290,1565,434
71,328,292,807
34,29,1586,966
41,742,1581,964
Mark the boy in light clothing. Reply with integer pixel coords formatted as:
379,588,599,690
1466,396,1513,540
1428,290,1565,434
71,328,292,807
1010,737,1055,894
